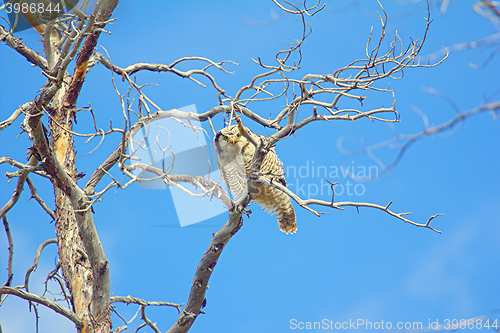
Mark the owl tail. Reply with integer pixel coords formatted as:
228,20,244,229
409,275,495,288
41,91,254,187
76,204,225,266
278,204,297,234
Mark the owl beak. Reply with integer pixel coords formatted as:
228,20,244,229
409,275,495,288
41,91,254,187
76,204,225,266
230,139,236,144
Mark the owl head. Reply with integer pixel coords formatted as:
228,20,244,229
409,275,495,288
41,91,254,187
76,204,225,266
214,125,248,156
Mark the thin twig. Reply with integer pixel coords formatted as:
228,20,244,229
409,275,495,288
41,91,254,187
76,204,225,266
26,177,56,220
0,155,38,218
24,239,58,291
2,216,14,287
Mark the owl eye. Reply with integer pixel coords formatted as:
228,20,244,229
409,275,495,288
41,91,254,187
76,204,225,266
223,136,229,141
236,133,241,138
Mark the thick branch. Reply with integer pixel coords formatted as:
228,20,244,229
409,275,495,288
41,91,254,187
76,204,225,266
111,295,183,313
0,157,49,179
123,163,233,210
64,0,119,109
166,210,243,333
95,54,230,96
0,25,49,71
0,286,82,328
0,102,32,131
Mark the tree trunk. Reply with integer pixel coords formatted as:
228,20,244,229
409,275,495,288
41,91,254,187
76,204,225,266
50,93,110,332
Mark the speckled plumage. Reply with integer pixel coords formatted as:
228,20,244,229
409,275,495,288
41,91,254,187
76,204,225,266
214,125,297,234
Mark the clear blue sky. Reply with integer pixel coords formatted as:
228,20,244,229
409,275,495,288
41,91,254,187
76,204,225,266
1,1,499,332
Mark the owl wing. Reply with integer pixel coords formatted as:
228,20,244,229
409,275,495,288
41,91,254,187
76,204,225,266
253,146,297,234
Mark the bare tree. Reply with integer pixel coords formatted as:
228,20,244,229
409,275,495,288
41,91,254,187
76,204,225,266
0,1,447,332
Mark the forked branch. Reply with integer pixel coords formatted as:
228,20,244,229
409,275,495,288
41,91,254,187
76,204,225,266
258,174,442,233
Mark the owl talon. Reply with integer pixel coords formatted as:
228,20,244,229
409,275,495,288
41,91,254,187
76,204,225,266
234,205,251,217
241,207,252,217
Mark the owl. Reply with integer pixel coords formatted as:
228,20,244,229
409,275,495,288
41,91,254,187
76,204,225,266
214,125,297,234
